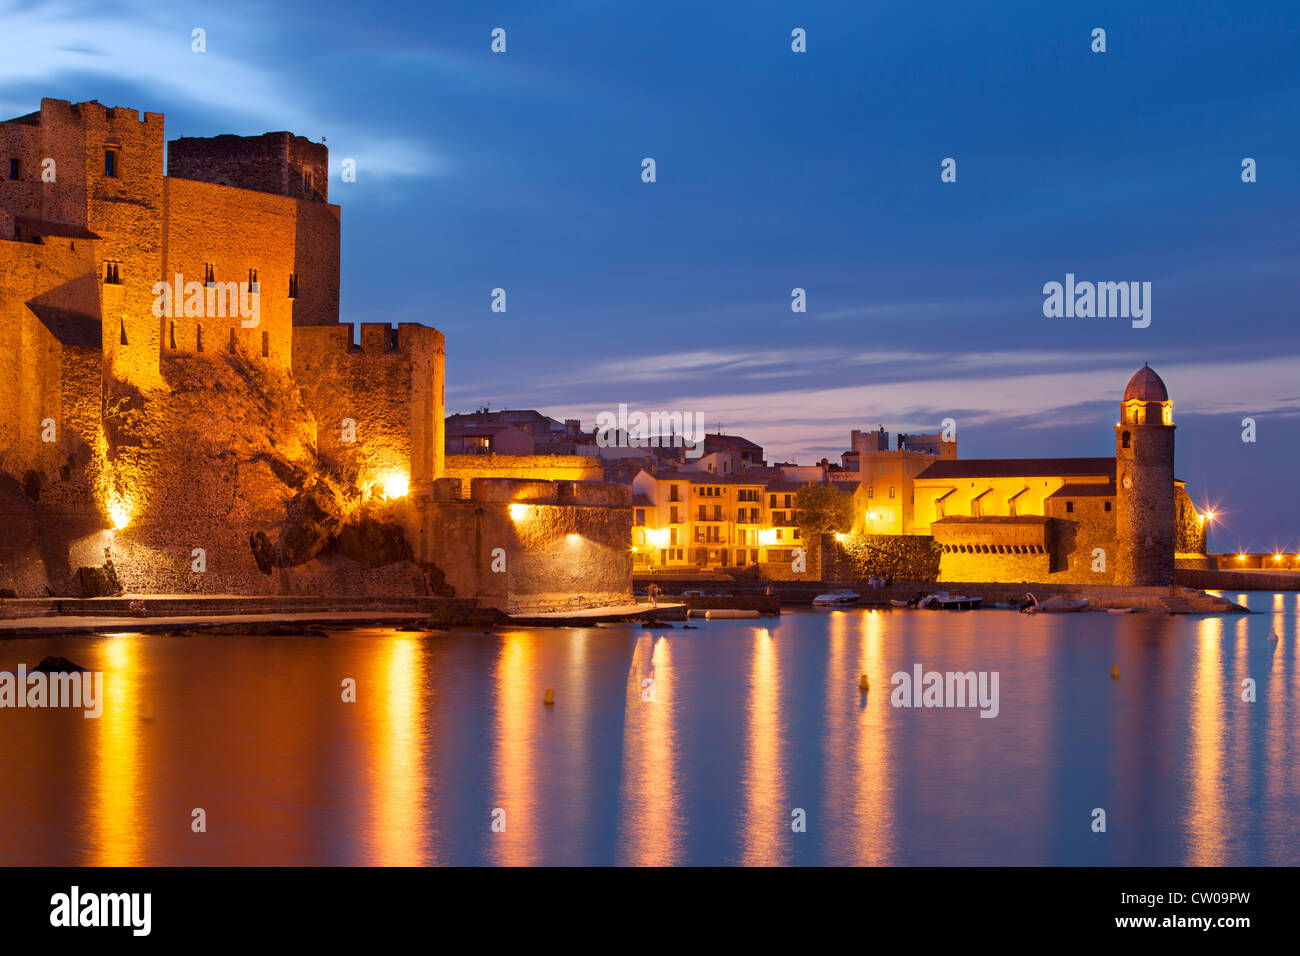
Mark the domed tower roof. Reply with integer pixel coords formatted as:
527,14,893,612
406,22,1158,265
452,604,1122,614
1123,363,1168,402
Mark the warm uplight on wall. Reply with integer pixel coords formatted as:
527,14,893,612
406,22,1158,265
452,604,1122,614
645,528,668,546
379,472,409,500
106,492,131,530
509,503,529,521
834,532,848,542
758,529,778,546
1275,554,1283,562
1237,554,1246,561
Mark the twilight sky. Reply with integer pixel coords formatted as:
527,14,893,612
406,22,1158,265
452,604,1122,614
3,0,1297,549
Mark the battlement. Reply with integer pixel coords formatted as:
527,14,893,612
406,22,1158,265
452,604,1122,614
293,322,445,358
168,131,328,202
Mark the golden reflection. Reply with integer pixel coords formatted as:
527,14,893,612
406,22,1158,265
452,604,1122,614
823,610,894,863
366,635,428,865
740,627,788,865
1186,617,1226,865
90,636,143,866
490,632,539,866
856,610,893,864
616,634,681,865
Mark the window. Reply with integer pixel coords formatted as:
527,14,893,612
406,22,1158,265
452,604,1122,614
669,485,680,502
713,505,722,521
261,330,270,357
697,505,706,521
1104,501,1112,512
868,485,873,498
784,495,792,508
304,169,313,193
1066,501,1074,513
889,486,896,498
769,494,777,508
669,506,679,524
670,528,678,546
169,321,176,350
229,328,237,353
119,318,127,346
103,261,121,284
288,273,299,299
248,268,258,289
204,263,215,285
8,158,17,180
635,509,645,526
104,148,118,177
196,324,203,352
1122,431,1131,449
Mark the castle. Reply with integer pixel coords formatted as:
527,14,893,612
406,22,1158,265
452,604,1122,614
0,99,630,611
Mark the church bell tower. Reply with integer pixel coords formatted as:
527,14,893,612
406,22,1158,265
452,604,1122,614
1114,363,1176,586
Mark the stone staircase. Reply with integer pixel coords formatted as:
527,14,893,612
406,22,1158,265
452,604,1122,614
1158,588,1242,614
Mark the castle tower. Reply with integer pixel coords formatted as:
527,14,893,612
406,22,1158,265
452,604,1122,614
1114,363,1176,586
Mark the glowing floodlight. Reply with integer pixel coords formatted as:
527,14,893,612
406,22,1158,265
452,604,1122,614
379,471,409,500
509,503,529,521
106,492,131,530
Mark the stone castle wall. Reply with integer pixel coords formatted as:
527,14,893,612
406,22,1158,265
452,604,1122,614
161,177,339,368
168,131,329,203
444,453,602,496
412,477,632,613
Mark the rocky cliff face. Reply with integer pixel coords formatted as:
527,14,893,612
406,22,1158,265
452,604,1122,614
0,349,434,597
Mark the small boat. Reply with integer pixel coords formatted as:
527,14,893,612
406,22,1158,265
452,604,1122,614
1022,593,1090,613
1106,607,1136,614
812,589,860,607
889,599,912,608
918,591,983,610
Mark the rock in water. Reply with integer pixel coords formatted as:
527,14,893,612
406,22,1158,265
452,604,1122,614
31,655,89,673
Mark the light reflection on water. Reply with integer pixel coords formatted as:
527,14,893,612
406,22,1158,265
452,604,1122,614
1,592,1298,866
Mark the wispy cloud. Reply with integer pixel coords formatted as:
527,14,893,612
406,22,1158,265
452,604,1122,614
0,0,441,180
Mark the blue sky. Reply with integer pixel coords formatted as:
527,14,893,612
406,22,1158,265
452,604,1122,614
3,0,1298,549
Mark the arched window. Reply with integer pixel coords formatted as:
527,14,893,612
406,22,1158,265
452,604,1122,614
1122,431,1131,449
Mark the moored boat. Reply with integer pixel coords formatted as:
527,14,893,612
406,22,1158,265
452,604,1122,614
812,589,860,607
918,591,984,610
1022,593,1090,613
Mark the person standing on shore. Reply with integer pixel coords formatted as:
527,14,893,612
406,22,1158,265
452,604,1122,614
647,582,659,608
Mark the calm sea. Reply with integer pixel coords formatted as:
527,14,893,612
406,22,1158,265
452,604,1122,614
1,591,1296,866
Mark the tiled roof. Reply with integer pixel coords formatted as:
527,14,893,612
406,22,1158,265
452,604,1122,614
917,457,1115,480
931,515,1052,525
1048,482,1116,498
446,422,520,436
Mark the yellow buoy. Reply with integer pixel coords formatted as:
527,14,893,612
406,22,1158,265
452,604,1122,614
544,689,555,707
858,674,870,691
1111,665,1119,679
